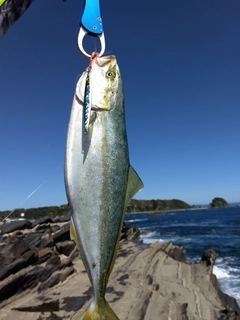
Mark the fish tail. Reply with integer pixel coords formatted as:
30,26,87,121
82,299,119,320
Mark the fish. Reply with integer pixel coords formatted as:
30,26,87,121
64,52,143,320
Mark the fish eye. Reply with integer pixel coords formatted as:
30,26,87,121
106,71,116,79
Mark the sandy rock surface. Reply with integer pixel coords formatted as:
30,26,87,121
0,239,239,320
0,217,239,320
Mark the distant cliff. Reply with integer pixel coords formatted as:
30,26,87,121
126,199,192,213
209,197,229,208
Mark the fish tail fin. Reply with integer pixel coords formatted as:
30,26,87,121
82,299,119,320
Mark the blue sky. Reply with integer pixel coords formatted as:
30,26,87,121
1,0,240,210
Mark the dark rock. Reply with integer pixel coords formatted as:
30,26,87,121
0,219,75,303
69,247,79,261
120,222,130,240
59,257,72,269
38,273,61,292
201,249,218,273
60,265,75,281
38,266,74,292
38,237,54,249
0,265,45,301
38,253,61,282
126,226,140,241
120,223,141,241
38,232,54,249
62,295,91,312
38,265,58,283
0,220,32,234
58,210,71,222
50,225,61,233
0,258,27,280
180,303,189,320
53,226,70,243
0,236,29,266
24,232,43,248
52,216,60,223
171,246,187,263
13,299,60,312
146,274,153,285
37,248,55,264
36,312,62,320
34,223,52,231
218,307,240,320
55,240,75,256
161,242,187,263
31,216,53,228
46,252,61,267
117,274,129,286
22,248,38,265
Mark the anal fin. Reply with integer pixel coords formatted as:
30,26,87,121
70,217,81,252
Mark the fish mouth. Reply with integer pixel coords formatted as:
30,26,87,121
90,52,116,67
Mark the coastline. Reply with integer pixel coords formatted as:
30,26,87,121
127,206,208,215
0,218,239,319
1,241,239,320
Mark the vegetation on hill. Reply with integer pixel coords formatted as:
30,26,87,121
209,197,229,208
0,199,194,220
126,199,192,213
0,205,69,221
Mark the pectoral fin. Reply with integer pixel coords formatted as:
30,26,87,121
70,217,93,285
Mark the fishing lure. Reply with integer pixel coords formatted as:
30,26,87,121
83,67,91,133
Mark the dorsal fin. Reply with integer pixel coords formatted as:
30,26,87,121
124,165,144,209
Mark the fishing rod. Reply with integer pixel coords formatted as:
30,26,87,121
2,162,64,222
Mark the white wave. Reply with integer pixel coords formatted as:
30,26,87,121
140,231,160,238
140,225,159,230
141,238,165,244
167,223,198,227
180,237,193,242
125,218,148,223
213,266,231,279
217,277,240,305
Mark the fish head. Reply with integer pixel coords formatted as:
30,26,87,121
90,53,122,112
76,53,123,112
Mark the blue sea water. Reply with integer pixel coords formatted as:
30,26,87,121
125,207,240,305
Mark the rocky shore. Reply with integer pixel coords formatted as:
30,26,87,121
0,215,239,320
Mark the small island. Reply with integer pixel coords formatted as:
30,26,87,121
209,197,229,208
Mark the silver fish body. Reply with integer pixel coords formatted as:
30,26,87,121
64,53,143,319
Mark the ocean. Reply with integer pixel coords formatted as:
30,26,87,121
125,207,240,305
